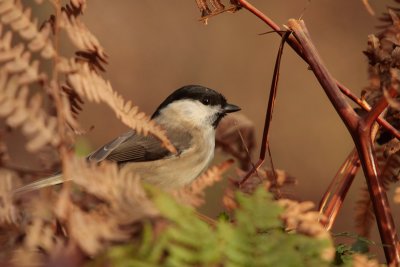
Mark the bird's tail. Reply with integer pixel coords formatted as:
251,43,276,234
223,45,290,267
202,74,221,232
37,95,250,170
13,174,69,195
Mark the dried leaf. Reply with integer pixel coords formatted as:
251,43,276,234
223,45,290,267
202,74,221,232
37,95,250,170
48,157,160,255
64,157,159,222
277,198,333,260
0,72,60,151
238,167,296,198
0,169,19,224
0,1,55,58
60,10,106,63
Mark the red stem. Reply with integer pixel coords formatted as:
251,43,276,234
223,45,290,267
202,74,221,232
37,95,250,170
240,31,290,186
288,19,400,265
319,149,360,230
237,0,400,141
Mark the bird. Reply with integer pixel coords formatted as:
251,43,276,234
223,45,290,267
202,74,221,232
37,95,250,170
14,85,240,194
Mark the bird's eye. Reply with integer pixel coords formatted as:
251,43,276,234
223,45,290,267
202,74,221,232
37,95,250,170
201,97,210,105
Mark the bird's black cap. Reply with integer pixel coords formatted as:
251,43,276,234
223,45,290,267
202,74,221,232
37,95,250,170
151,85,240,119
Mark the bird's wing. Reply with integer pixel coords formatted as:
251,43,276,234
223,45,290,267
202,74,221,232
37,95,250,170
13,130,189,195
87,130,172,164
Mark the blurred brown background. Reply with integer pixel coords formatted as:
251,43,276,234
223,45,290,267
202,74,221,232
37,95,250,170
10,0,400,261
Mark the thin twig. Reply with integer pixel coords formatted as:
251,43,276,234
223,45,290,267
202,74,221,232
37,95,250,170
240,31,290,186
319,149,360,230
267,142,281,199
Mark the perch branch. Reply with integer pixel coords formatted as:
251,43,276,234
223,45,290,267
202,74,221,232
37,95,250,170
288,19,400,265
236,0,400,141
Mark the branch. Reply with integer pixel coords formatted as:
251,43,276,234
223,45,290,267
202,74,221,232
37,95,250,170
288,19,400,265
237,0,400,141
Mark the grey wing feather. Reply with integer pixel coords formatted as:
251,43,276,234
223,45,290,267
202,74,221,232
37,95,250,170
87,130,171,164
87,131,136,162
13,130,188,195
13,174,65,195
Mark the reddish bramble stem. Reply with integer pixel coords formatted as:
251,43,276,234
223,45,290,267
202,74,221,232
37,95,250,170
237,0,400,141
288,19,400,265
235,1,400,264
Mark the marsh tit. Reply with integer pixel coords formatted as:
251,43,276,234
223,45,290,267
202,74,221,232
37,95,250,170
14,85,240,194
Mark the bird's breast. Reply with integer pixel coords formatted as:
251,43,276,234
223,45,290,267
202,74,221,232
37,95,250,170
122,127,215,189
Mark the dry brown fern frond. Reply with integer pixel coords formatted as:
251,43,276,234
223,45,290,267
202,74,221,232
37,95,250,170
59,10,107,65
10,213,61,266
0,0,54,59
238,167,297,199
58,59,175,152
278,199,329,239
61,82,83,118
0,73,59,151
364,9,400,109
277,198,334,261
62,1,85,18
223,168,296,212
0,169,19,224
172,159,234,207
0,25,46,85
0,134,9,166
57,192,130,255
70,0,87,12
378,2,400,30
63,156,159,222
195,0,241,21
49,156,159,255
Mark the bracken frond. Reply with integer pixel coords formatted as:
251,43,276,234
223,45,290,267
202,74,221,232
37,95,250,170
61,198,130,255
59,10,107,64
58,59,175,152
0,72,59,151
0,0,55,58
0,168,19,225
10,212,59,266
0,25,46,84
51,156,159,255
277,199,334,261
238,167,297,199
63,156,158,221
70,0,87,12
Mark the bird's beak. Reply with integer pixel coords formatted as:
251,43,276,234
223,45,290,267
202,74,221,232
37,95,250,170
223,103,241,113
